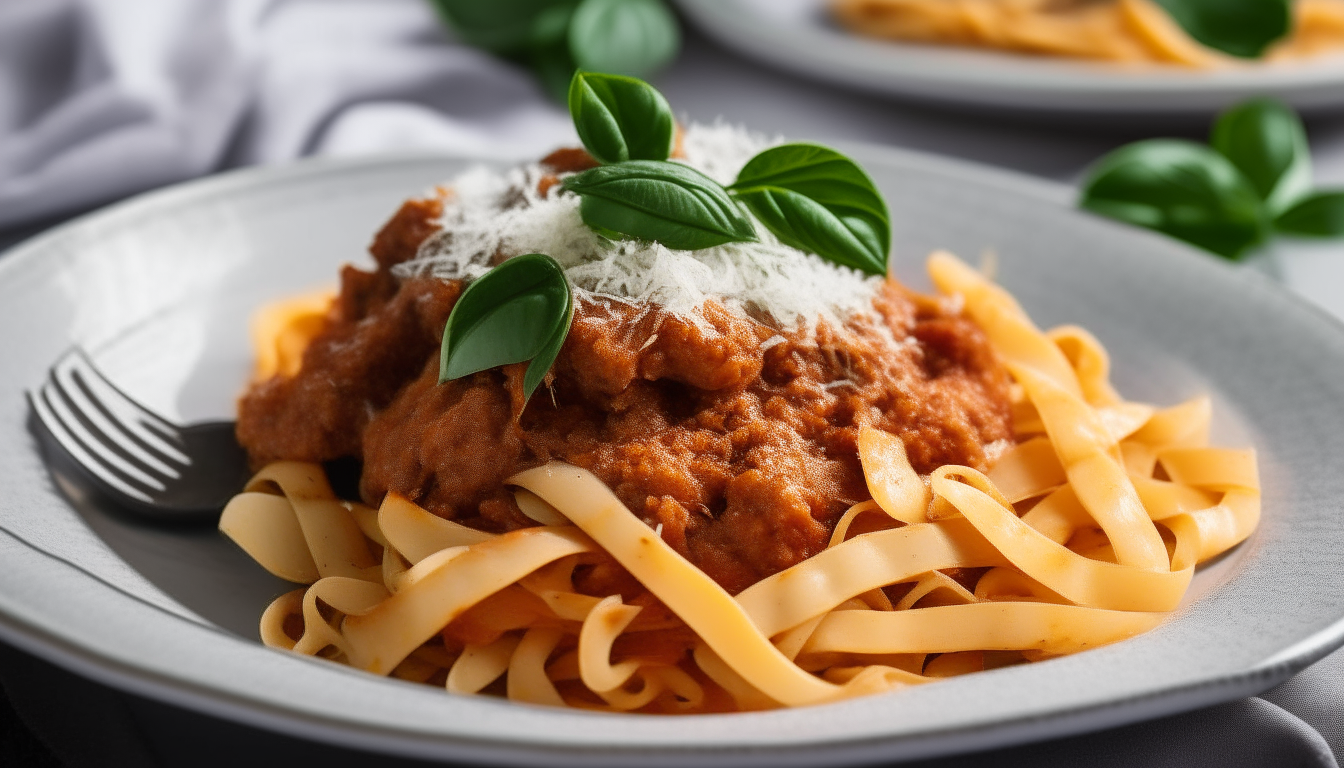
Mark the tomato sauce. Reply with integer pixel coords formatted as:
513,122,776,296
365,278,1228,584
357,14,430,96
238,194,1013,593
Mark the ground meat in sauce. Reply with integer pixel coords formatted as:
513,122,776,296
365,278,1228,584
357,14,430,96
236,174,1013,595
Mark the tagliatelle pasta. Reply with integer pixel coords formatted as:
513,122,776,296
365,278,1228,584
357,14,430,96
220,252,1259,712
248,288,335,382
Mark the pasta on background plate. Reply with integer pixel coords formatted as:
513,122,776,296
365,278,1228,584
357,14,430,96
220,251,1259,714
831,0,1344,66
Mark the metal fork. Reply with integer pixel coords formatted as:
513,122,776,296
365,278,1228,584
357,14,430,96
28,347,249,522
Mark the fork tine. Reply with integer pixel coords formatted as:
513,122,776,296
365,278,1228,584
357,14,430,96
56,350,191,468
29,385,160,503
39,376,170,492
53,362,185,481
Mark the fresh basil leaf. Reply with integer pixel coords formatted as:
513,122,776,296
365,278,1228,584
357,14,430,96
732,188,885,275
439,253,574,403
568,0,680,80
1151,0,1290,59
568,71,675,165
429,0,563,56
1211,98,1311,216
1274,190,1344,237
522,295,573,399
1080,139,1268,259
730,143,890,275
563,160,757,250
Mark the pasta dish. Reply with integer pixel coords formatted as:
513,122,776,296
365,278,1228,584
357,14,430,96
219,122,1259,713
831,0,1344,66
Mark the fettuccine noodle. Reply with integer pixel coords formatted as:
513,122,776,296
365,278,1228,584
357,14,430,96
220,252,1259,712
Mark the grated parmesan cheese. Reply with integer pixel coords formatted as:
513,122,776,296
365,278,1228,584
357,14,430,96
393,123,883,331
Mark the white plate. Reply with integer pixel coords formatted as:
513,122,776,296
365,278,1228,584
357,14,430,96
2,146,1344,766
677,0,1344,115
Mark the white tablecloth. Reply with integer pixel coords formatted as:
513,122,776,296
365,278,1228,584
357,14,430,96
1,1,1342,766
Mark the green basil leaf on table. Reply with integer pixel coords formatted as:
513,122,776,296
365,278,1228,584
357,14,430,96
568,71,675,165
429,0,565,56
563,161,758,250
729,143,890,275
1151,0,1291,59
1211,98,1312,216
1274,190,1344,237
439,253,574,402
531,46,580,104
530,2,579,47
526,3,582,101
1079,139,1268,260
568,0,680,80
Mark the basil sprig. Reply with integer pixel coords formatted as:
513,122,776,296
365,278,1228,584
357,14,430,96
569,71,674,165
1081,98,1344,259
729,144,890,276
430,0,680,101
439,253,573,402
563,161,758,250
1152,0,1290,59
1081,140,1267,259
560,72,892,273
1275,192,1344,236
435,75,901,398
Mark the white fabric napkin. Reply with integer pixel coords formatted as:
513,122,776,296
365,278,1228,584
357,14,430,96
0,0,572,230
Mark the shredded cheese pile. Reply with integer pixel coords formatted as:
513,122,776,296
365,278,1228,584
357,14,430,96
394,124,884,331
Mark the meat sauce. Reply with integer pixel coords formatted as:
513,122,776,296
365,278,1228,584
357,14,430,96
237,161,1013,595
